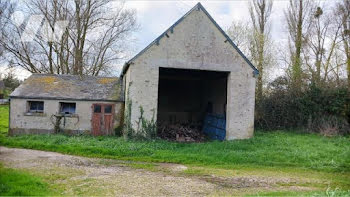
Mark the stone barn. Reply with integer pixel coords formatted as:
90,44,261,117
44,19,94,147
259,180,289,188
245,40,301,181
9,74,124,135
121,3,258,140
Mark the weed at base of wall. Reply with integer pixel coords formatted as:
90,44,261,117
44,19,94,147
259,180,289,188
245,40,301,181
122,100,157,140
135,106,157,140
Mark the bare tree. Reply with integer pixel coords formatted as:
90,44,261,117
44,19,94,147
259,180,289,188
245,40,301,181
0,0,137,76
249,0,273,101
303,4,344,87
335,0,350,88
226,20,252,56
0,0,14,59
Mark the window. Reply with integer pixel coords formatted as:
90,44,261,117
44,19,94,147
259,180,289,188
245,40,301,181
104,105,112,113
28,101,44,113
94,105,101,113
60,102,76,114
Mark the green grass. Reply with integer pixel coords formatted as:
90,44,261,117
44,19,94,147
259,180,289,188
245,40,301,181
1,104,350,195
247,189,350,197
0,105,349,173
0,164,52,196
0,105,8,133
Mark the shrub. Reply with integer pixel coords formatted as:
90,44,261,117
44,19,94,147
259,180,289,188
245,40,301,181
308,115,350,136
256,82,350,135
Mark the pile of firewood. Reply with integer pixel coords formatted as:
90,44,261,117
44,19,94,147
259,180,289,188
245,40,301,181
157,123,205,142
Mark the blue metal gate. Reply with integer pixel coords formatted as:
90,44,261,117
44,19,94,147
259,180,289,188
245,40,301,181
202,113,226,141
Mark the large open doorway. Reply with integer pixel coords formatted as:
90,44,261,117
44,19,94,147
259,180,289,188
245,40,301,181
157,68,229,142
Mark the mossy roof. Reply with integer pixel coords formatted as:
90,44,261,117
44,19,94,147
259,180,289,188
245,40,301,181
10,74,122,101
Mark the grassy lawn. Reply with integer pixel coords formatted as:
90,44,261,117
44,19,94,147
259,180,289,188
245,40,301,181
1,131,349,172
0,104,349,195
1,103,349,172
0,105,8,135
0,164,53,196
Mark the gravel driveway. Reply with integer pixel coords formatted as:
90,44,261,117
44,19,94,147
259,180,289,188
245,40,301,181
0,146,217,196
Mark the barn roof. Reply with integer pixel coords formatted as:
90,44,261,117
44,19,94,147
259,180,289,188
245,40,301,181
121,2,258,77
10,74,122,102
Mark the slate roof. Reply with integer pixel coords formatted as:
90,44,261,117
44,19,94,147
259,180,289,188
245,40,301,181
10,74,122,101
121,2,258,77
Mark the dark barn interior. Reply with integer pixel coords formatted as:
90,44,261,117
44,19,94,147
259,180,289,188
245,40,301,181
157,68,228,142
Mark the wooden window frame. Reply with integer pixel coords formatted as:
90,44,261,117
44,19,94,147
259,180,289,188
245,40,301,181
27,101,44,113
59,102,76,115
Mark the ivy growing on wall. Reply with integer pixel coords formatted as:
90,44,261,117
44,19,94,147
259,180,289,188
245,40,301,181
123,81,157,140
136,106,157,139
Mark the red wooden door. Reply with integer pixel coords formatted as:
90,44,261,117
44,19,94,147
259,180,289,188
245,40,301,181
103,104,114,135
91,104,115,136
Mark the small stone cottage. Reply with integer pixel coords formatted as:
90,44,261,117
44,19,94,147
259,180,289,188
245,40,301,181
9,3,258,140
9,74,123,136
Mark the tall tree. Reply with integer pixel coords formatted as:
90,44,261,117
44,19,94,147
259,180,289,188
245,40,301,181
285,0,313,91
336,0,350,88
249,0,273,101
0,0,137,76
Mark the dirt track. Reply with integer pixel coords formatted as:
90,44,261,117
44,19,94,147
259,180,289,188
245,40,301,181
0,146,317,196
0,146,219,196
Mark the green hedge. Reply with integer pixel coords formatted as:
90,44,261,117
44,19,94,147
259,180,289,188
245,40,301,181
256,84,350,134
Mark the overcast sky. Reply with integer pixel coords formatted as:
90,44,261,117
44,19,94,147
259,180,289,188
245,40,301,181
1,0,335,79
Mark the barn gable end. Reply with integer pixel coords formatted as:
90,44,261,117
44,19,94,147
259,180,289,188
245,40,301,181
123,3,257,140
122,2,258,77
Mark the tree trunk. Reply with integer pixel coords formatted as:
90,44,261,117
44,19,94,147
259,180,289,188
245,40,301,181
292,0,304,92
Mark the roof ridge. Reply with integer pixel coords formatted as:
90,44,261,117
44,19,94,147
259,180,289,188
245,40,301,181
30,73,118,79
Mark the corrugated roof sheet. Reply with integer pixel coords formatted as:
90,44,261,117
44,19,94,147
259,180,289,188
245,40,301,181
10,74,122,101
